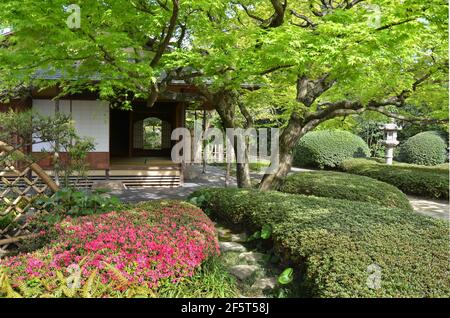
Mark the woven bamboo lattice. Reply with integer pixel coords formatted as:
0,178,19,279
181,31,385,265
0,141,59,257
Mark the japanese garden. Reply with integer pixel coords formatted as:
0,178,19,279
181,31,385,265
0,0,448,301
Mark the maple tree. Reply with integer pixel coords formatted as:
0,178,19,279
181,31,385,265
0,0,447,189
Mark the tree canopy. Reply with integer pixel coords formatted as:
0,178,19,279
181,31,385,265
0,0,448,188
0,1,447,109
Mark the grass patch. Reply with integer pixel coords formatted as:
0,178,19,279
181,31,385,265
157,257,238,298
210,161,270,174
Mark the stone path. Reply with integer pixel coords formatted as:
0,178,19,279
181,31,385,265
111,165,236,203
112,165,314,203
215,225,280,298
407,196,449,221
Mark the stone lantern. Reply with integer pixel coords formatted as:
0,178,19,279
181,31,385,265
380,119,402,165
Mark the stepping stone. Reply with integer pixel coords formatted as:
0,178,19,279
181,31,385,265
251,277,278,291
230,233,247,243
219,242,246,253
229,265,259,281
217,228,247,242
238,251,265,263
216,227,232,239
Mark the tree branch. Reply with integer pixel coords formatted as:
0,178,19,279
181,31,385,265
237,100,254,128
131,0,156,15
238,3,267,24
395,72,433,104
236,0,287,28
306,71,446,124
268,0,287,27
366,106,448,124
260,64,294,75
346,0,365,9
156,0,170,11
296,74,336,107
150,0,179,68
310,0,365,16
290,9,317,29
176,23,187,48
376,17,418,31
83,32,148,92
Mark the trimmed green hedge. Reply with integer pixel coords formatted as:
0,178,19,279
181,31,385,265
280,171,413,211
293,130,370,169
190,188,449,298
398,131,448,166
340,158,449,199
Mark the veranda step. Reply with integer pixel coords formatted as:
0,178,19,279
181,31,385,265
124,185,180,188
123,181,180,185
109,176,180,180
119,178,180,182
1,172,183,189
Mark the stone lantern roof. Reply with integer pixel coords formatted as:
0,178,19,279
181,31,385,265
379,119,402,131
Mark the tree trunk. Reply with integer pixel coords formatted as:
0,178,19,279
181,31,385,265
231,132,251,188
202,108,207,174
236,162,251,188
259,112,304,190
214,90,252,188
259,149,292,191
259,74,335,190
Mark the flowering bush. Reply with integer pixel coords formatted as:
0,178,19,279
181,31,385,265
0,201,220,297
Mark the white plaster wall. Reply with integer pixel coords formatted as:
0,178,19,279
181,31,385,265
32,99,110,152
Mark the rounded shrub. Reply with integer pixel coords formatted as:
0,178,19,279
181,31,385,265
293,130,370,169
398,131,448,166
280,171,413,210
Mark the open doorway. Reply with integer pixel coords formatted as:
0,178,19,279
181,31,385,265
109,103,183,168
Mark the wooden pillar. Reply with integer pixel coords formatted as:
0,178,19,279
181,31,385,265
174,102,185,129
202,107,207,174
128,111,133,158
53,99,60,186
181,103,186,128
